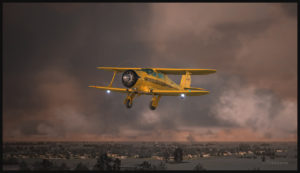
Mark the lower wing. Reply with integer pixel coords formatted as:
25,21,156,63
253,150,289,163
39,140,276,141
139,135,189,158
152,89,209,96
89,86,209,96
88,86,128,93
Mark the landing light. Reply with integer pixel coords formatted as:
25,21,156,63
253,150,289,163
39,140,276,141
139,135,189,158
106,90,111,94
180,93,185,99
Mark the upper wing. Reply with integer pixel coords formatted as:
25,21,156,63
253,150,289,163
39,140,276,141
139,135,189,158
97,67,141,72
97,67,216,75
152,89,209,96
88,86,128,93
153,68,216,75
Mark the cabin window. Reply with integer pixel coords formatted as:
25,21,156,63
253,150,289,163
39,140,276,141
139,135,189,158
141,68,153,74
158,73,164,79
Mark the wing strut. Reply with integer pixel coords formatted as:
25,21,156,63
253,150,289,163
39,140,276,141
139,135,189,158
180,71,191,89
109,71,117,87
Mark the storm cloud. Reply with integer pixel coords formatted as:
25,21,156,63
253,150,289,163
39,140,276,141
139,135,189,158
3,3,297,142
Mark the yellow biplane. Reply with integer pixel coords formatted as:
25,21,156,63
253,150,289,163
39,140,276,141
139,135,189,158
89,67,216,110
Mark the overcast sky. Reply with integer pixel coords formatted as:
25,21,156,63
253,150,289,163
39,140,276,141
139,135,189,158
3,3,297,142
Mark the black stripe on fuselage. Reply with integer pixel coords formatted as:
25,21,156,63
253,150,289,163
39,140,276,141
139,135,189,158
144,77,177,89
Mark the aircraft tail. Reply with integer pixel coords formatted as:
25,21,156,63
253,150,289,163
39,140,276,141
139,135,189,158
180,72,191,89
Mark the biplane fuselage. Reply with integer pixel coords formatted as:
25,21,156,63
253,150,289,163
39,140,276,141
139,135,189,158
129,69,180,93
89,67,216,110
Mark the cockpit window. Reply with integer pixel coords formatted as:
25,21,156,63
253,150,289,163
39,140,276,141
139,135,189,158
141,68,154,74
157,73,164,79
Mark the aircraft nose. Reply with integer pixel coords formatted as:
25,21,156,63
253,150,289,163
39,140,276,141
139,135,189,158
122,70,139,88
123,74,132,82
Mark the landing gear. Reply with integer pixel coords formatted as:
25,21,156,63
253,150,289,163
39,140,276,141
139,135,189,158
150,101,156,110
126,99,132,108
124,93,161,110
124,93,136,109
149,95,161,110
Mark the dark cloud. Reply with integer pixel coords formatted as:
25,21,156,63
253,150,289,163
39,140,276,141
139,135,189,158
148,3,297,101
280,3,297,18
3,3,153,139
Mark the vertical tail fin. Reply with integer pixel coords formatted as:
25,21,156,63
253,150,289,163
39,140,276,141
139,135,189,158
180,71,191,89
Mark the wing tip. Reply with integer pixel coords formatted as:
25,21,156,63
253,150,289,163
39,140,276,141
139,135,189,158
207,69,216,74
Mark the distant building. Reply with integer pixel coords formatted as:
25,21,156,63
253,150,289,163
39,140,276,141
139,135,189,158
151,155,163,160
185,154,193,159
223,152,232,156
238,151,246,156
202,154,210,158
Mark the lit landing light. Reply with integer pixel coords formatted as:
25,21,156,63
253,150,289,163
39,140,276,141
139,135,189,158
180,93,185,99
106,90,111,94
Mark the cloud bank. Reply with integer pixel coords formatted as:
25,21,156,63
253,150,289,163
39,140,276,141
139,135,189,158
3,3,297,142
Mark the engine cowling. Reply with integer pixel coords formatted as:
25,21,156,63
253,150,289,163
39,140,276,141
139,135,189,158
122,70,139,88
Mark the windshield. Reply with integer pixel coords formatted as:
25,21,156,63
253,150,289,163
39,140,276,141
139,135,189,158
141,68,154,74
